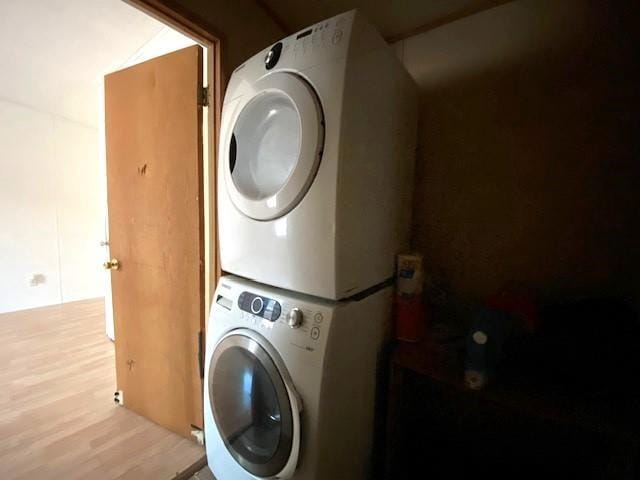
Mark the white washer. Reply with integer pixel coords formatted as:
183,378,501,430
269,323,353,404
218,10,418,300
204,275,392,480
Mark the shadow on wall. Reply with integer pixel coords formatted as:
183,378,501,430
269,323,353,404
406,0,639,309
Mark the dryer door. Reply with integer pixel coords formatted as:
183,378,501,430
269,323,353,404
224,73,324,221
208,330,301,478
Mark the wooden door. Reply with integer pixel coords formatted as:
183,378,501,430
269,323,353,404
104,45,204,437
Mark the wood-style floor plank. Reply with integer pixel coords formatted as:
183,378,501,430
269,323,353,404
0,299,204,479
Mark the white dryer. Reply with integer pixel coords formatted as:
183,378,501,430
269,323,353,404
204,275,392,479
218,10,418,300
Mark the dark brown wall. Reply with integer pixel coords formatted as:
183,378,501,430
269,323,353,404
399,0,638,308
153,0,284,72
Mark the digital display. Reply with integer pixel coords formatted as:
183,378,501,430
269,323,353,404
238,292,281,322
264,299,276,320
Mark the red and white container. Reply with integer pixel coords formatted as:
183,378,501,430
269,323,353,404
395,253,425,342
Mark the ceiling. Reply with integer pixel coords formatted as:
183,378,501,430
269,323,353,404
0,0,167,128
258,0,512,41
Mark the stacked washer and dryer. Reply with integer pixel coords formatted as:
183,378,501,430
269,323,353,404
205,10,417,480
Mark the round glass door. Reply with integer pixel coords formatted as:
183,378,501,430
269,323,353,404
231,92,301,201
224,73,324,221
209,333,295,477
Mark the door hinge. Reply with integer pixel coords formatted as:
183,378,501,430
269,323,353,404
198,86,209,107
198,330,205,378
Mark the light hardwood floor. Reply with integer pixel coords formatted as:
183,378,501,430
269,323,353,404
0,298,204,479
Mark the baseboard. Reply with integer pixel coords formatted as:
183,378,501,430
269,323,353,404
171,455,207,480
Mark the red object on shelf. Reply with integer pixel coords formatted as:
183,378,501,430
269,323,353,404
487,289,539,332
394,295,426,342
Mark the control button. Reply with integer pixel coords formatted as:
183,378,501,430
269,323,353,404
238,292,246,309
287,308,303,328
272,303,282,321
310,326,320,340
244,296,253,311
314,312,323,324
263,299,281,322
250,297,264,314
264,42,283,70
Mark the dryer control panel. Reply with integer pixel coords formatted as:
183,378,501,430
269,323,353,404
238,291,282,321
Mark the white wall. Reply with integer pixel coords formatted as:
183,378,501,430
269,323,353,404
121,27,196,67
0,100,103,314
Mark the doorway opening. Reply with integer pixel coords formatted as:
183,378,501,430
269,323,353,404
0,0,218,477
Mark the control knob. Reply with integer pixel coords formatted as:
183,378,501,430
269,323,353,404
287,308,303,328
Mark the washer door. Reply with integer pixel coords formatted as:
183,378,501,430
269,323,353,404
208,330,301,478
224,73,324,221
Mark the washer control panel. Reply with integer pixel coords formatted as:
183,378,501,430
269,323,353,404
238,291,282,321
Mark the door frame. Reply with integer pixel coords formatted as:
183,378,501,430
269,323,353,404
125,0,223,321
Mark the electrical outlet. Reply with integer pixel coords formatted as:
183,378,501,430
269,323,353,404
114,390,124,406
29,273,46,286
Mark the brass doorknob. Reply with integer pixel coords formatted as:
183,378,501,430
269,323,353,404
103,258,120,270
